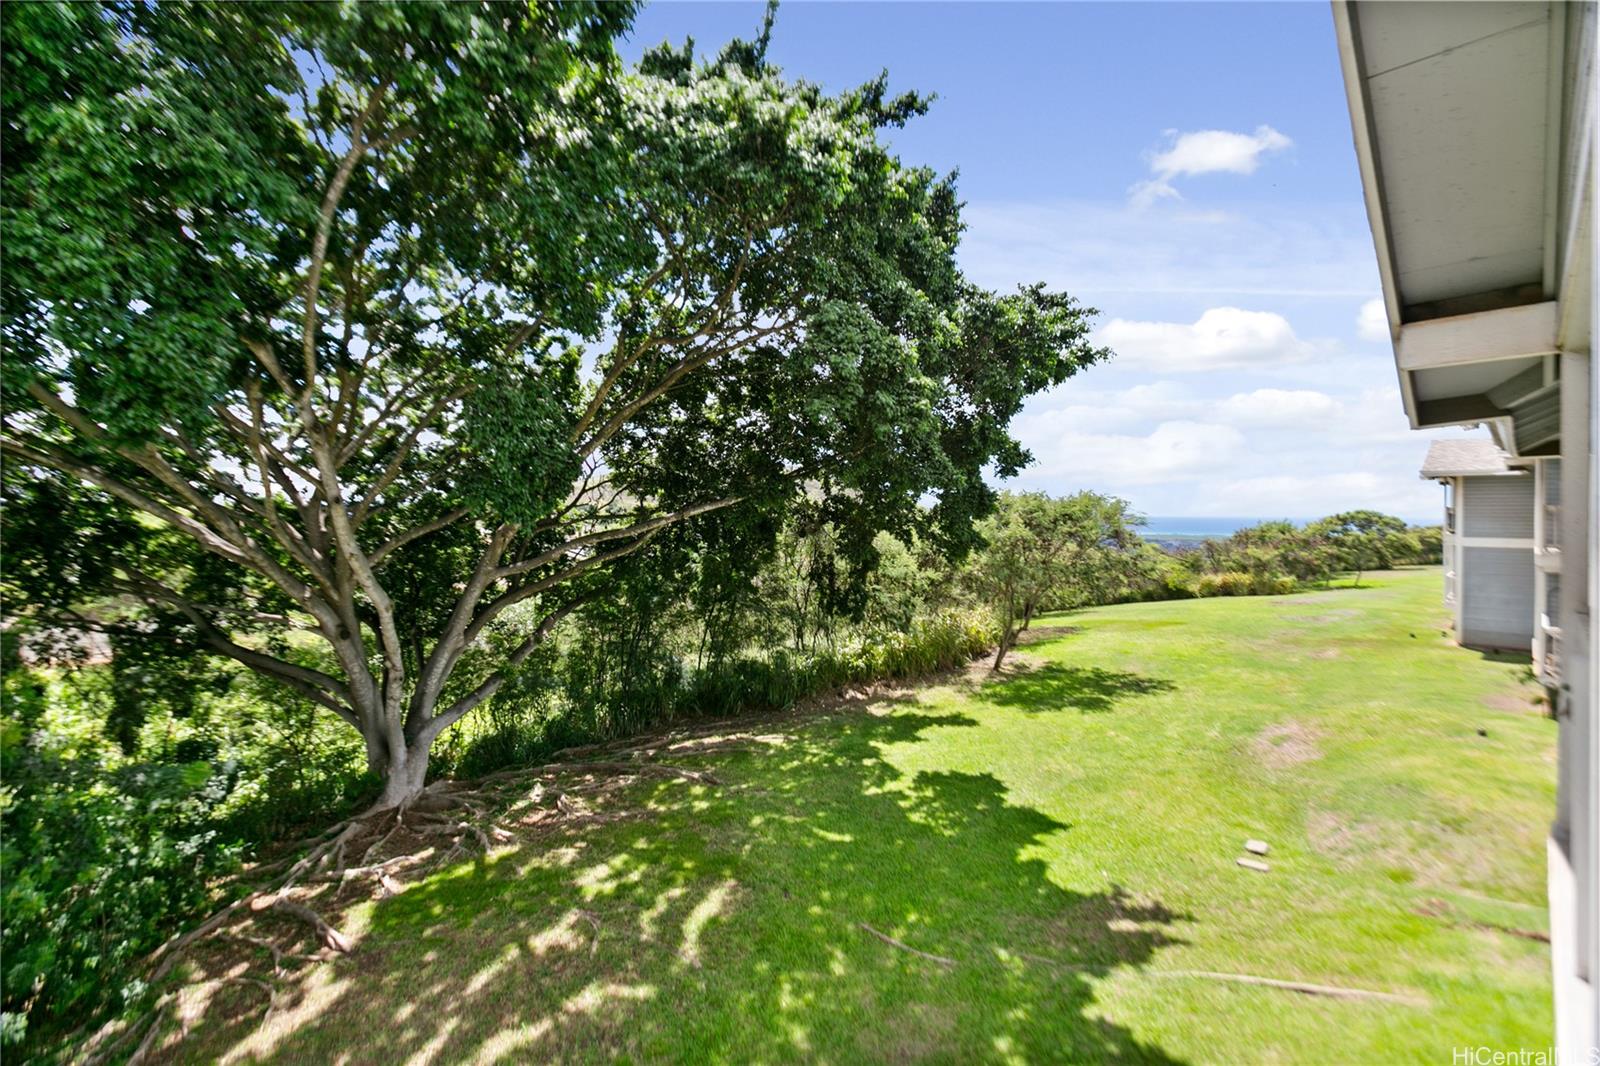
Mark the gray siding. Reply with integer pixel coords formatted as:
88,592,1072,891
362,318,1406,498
1511,388,1560,453
1461,545,1535,649
1461,475,1535,538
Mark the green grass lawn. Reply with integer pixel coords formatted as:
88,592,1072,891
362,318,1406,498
174,568,1555,1064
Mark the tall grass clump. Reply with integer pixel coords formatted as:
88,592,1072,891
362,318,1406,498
446,608,998,777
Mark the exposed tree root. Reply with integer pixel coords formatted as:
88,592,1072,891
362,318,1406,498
308,852,428,885
212,932,322,976
122,1003,171,1066
268,899,355,953
75,750,725,1063
538,760,720,785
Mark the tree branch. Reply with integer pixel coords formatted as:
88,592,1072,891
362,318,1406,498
369,507,472,567
302,82,389,389
418,596,590,746
494,497,741,581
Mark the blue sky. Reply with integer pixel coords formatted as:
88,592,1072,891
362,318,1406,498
623,2,1483,522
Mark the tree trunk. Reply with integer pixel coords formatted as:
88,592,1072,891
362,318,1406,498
993,628,1018,670
993,594,1016,671
374,743,430,809
1020,602,1035,632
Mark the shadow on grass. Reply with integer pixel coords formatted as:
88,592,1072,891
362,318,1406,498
980,663,1176,715
175,706,1190,1064
1468,648,1536,665
1015,623,1082,645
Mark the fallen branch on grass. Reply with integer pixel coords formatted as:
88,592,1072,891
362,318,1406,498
1002,949,1425,1006
858,922,957,967
1463,921,1549,944
579,909,602,956
1149,970,1426,1006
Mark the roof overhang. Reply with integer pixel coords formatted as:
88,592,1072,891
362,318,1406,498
1418,439,1524,481
1333,1,1589,452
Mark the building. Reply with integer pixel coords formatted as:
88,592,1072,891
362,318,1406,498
1335,1,1598,1056
1420,439,1538,653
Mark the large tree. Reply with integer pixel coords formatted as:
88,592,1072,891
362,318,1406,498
2,3,1106,807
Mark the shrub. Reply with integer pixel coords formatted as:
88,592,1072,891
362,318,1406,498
1162,571,1200,599
1251,574,1295,596
439,608,1000,781
1,666,241,1048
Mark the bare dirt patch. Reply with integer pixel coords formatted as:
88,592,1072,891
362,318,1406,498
1481,690,1547,717
1307,648,1342,661
1305,809,1515,891
1251,721,1323,769
1016,625,1081,647
1280,609,1360,624
1305,809,1384,861
960,651,1046,685
856,1001,958,1063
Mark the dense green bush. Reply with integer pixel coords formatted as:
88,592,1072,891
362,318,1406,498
1194,572,1248,597
1190,570,1296,598
1185,520,1337,586
0,661,242,1049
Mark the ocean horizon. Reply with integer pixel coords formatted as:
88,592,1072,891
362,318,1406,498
1140,516,1314,539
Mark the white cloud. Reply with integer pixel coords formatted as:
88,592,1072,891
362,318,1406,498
1130,125,1292,207
947,197,1453,520
1199,468,1449,519
1153,125,1293,178
1015,380,1197,434
1023,420,1246,486
1215,388,1341,428
1004,371,1488,520
1356,297,1390,343
957,200,1380,300
1098,307,1315,372
1128,178,1183,211
1342,385,1423,446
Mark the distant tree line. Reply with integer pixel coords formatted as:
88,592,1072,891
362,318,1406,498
1161,510,1439,593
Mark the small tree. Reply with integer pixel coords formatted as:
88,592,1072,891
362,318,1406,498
2,5,1107,808
1308,511,1416,587
971,493,1145,669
